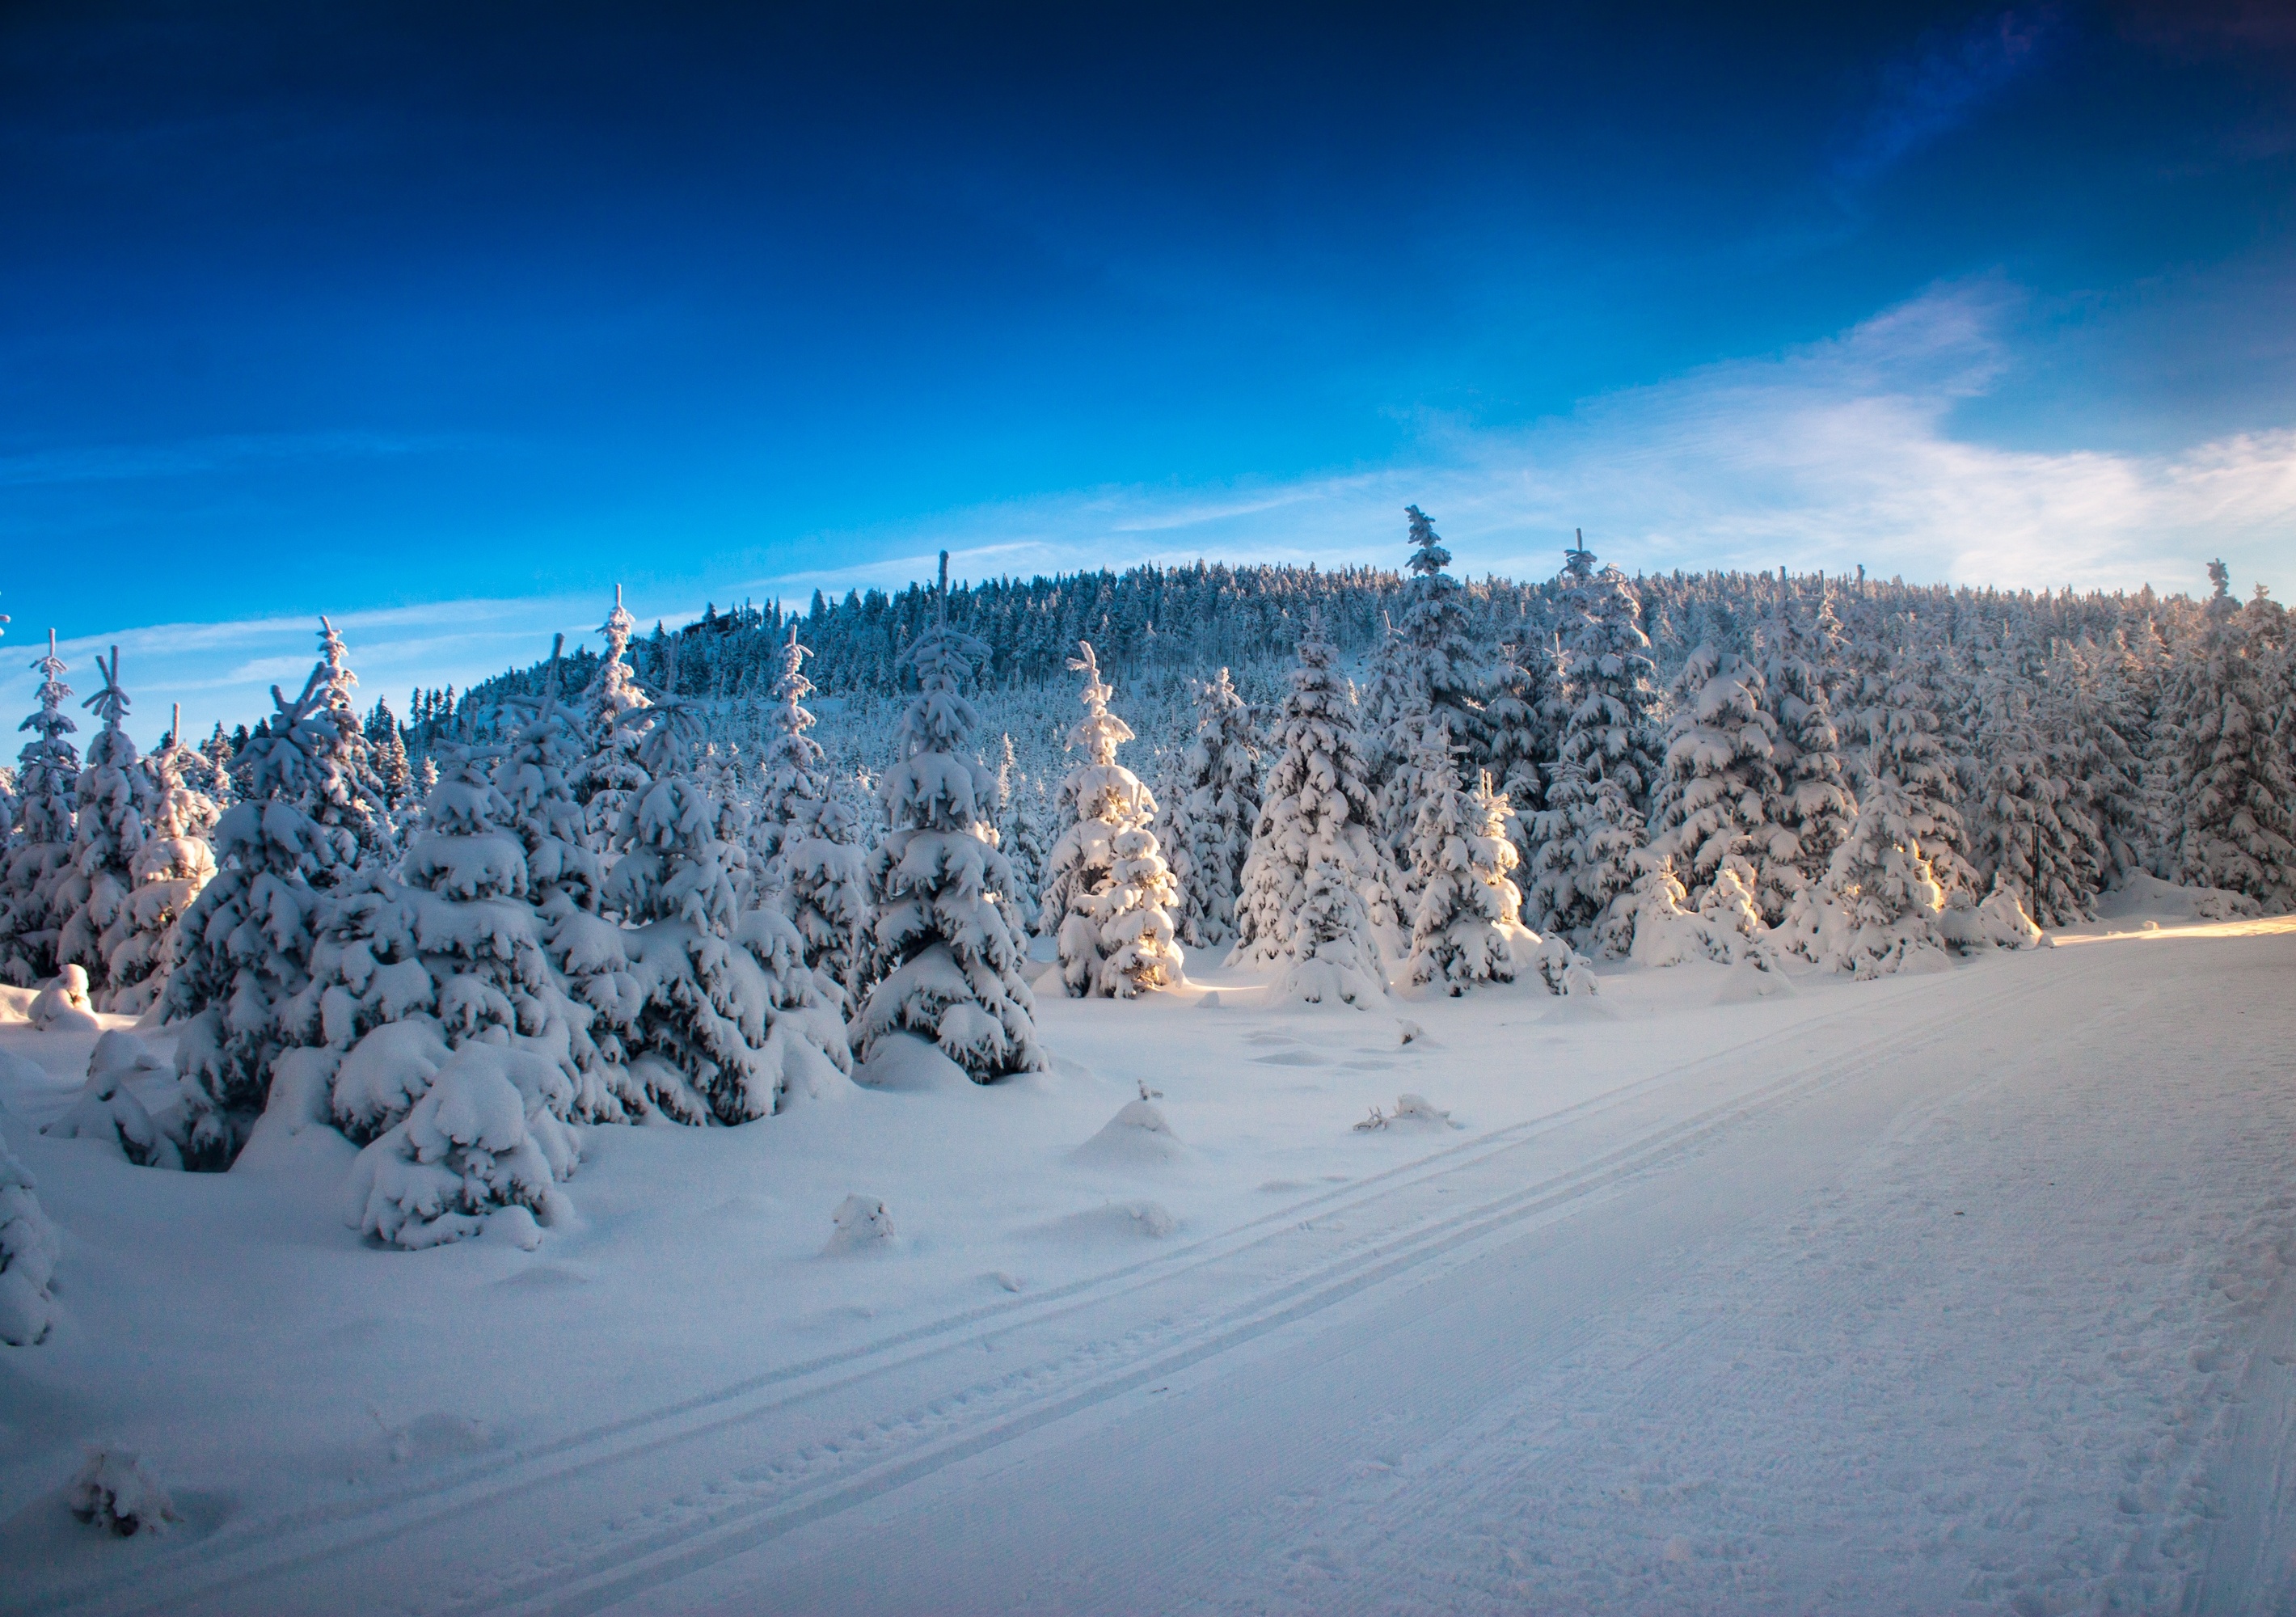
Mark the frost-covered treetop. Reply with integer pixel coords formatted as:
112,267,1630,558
760,623,827,817
1065,641,1134,768
1404,505,1452,580
81,645,130,735
21,629,75,752
582,584,654,741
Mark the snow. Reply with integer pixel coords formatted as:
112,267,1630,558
2,887,2295,1612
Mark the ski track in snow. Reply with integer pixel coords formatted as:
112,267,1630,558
6,924,2296,1615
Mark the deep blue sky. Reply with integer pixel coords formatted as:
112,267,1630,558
2,1,2293,732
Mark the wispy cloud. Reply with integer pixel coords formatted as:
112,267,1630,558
4,280,2290,741
0,430,472,487
1835,10,2056,188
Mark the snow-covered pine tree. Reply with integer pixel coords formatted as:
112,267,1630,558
1781,779,1950,978
1523,558,1662,948
762,628,872,1008
1404,731,1521,994
852,555,1044,1080
574,585,655,851
597,690,847,1122
1037,643,1180,995
1758,601,1857,918
2163,564,2296,909
54,648,157,1009
108,709,219,1015
1839,626,1975,898
167,666,366,1166
1152,667,1260,950
1647,644,1785,911
1966,667,2107,927
0,632,78,988
1230,617,1389,990
991,734,1040,933
1378,507,1490,884
2045,633,2152,889
308,619,395,866
0,1134,61,1345
366,698,413,813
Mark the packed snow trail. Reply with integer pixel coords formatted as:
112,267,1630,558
0,914,2286,1607
10,922,2293,1615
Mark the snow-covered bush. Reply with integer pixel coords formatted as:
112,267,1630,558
344,1044,577,1250
28,965,98,1031
69,1450,179,1536
1939,880,2046,953
0,1134,61,1345
824,1193,894,1254
852,562,1044,1081
1529,932,1598,995
45,1031,181,1169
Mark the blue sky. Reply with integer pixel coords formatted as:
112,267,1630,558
2,1,2293,738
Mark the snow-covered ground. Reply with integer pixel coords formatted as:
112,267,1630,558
4,897,2294,1615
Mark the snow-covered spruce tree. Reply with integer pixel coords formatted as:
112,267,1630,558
366,699,413,814
573,585,655,851
1036,643,1181,996
1781,780,1949,979
1647,644,1785,913
596,693,847,1123
761,627,872,1009
0,632,78,988
1524,559,1663,948
1838,627,1975,898
852,557,1044,1079
1378,507,1490,883
1230,618,1390,995
2043,635,2151,889
104,716,217,1015
1277,861,1387,1007
0,1134,61,1346
308,619,396,867
54,650,158,1010
1758,602,1858,918
1404,737,1521,995
167,668,368,1167
1965,669,2106,927
2163,565,2296,908
1150,669,1261,951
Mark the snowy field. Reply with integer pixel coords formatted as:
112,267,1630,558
2,890,2292,1616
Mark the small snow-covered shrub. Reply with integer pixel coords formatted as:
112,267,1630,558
27,965,98,1032
1273,862,1386,1008
1072,1098,1184,1167
1939,882,2047,953
69,1449,179,1535
0,1136,61,1345
824,1193,894,1253
344,1046,577,1250
1530,933,1598,996
44,1032,181,1169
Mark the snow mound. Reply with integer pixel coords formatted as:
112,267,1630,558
1529,934,1599,996
2096,872,2262,924
27,968,99,1033
1070,1099,1184,1167
0,1047,61,1098
69,1449,178,1536
0,985,32,1024
1356,1092,1465,1131
1045,1200,1178,1242
1713,960,1796,1003
854,1032,973,1093
824,1193,895,1254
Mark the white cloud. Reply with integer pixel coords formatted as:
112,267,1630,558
4,281,2290,742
